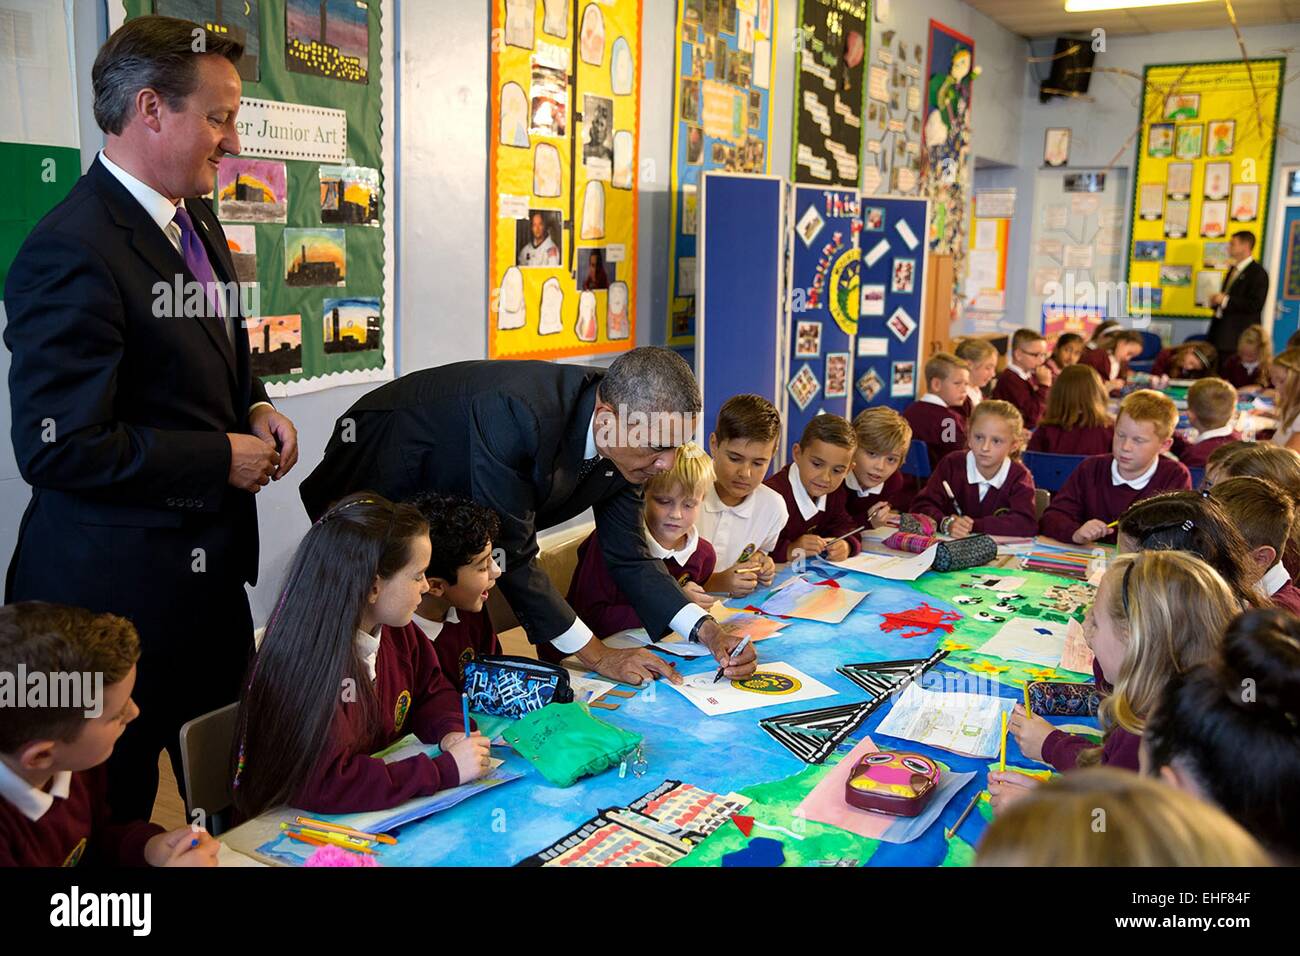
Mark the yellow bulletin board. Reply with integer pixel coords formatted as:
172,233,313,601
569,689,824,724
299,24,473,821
1126,59,1285,320
488,0,642,359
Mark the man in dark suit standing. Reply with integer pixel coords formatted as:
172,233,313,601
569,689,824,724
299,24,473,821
3,17,298,821
299,348,757,686
1208,230,1270,360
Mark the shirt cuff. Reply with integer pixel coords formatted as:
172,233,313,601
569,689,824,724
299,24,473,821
550,616,595,655
249,401,274,414
669,602,708,641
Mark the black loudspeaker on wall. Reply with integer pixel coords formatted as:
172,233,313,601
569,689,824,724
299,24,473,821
1039,37,1096,103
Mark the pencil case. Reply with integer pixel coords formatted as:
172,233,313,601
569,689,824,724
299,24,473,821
1027,680,1100,717
844,750,941,817
462,655,574,718
932,534,997,572
899,513,938,536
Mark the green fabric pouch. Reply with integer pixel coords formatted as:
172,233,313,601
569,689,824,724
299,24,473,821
503,702,642,788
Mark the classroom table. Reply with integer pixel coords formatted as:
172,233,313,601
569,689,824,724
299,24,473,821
222,548,1102,868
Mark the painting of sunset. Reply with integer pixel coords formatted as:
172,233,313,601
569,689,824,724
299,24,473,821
283,228,346,286
217,157,287,224
286,0,370,84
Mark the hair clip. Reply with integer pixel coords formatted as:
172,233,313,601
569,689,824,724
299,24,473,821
1181,519,1194,532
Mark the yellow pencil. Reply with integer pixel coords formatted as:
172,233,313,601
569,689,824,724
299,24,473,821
999,711,1008,773
1023,681,1031,713
295,815,397,845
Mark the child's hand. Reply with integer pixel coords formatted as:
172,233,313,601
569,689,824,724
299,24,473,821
440,731,466,750
867,502,894,528
948,515,974,538
756,552,777,586
1239,384,1260,395
1073,519,1110,544
721,563,759,597
1104,378,1125,394
1008,703,1055,762
791,534,826,559
823,539,850,561
147,827,220,867
987,770,1043,813
1034,365,1053,386
448,732,492,783
682,580,715,609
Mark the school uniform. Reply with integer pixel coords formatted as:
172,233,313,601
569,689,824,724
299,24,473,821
903,393,967,471
566,526,716,638
1027,423,1114,457
843,470,909,525
910,451,1038,537
991,362,1049,429
1040,662,1140,772
764,463,864,562
1038,454,1192,544
1221,353,1264,389
1045,358,1068,384
413,607,500,692
293,622,470,814
1176,424,1240,471
1261,562,1300,615
1078,346,1129,384
696,481,788,570
0,762,162,867
960,384,985,419
1150,347,1213,380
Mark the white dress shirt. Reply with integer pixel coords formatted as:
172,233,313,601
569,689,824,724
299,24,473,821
966,451,1010,502
965,385,984,409
354,628,383,682
1111,456,1159,490
0,760,72,823
787,462,826,520
919,392,948,409
414,606,460,643
1193,423,1236,445
1261,561,1291,598
645,525,700,564
1005,361,1031,381
697,481,788,568
844,471,884,497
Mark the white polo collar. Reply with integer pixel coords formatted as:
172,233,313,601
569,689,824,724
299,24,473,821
584,412,598,460
0,760,72,823
788,462,826,520
355,628,382,682
1195,424,1236,443
845,471,883,497
645,524,700,563
966,385,983,408
1261,561,1291,598
1111,456,1159,490
920,392,949,408
966,451,1010,501
703,481,754,517
1006,361,1031,381
1241,360,1259,374
99,149,180,231
416,606,460,642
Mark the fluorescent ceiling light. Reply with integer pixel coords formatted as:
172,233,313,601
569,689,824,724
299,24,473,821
1065,0,1215,12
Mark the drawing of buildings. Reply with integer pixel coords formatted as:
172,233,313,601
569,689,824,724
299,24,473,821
286,243,343,286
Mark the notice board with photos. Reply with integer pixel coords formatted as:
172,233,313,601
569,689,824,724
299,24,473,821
862,18,926,197
489,0,642,359
1126,59,1285,320
667,0,778,348
120,0,396,397
790,0,868,189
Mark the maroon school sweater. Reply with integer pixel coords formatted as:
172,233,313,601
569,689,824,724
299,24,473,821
903,399,967,470
1078,347,1131,385
292,621,469,814
0,764,161,867
1027,423,1114,457
1221,354,1264,389
1270,580,1300,615
765,467,864,562
1177,430,1241,470
1040,662,1140,772
1150,348,1215,380
910,452,1038,537
844,471,909,526
566,528,716,638
420,609,500,692
991,367,1049,429
1038,454,1192,544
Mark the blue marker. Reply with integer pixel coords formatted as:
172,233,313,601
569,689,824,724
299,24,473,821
461,692,471,738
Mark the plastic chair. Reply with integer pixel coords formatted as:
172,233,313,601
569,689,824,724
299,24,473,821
1181,332,1210,344
1034,488,1051,519
1189,466,1206,490
1021,451,1088,494
900,438,932,480
1137,330,1162,361
178,702,239,836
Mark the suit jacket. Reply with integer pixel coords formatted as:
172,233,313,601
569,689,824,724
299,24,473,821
1208,260,1269,353
298,361,693,645
4,157,267,602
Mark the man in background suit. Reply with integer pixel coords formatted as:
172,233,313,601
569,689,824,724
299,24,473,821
1208,230,1270,360
299,348,758,686
3,17,298,821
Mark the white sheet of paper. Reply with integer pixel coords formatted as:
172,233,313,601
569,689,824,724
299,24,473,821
668,661,836,717
873,683,1016,758
864,238,891,267
566,671,617,701
753,38,771,89
828,545,937,581
218,842,269,867
978,618,1069,668
604,628,713,658
895,218,919,250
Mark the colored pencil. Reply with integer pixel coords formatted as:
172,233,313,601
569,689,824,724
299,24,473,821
945,790,982,840
999,711,1008,772
294,816,397,845
942,480,964,516
461,692,471,738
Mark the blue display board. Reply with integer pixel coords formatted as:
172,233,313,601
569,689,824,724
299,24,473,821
1273,204,1300,349
853,195,931,417
784,185,861,458
698,173,787,455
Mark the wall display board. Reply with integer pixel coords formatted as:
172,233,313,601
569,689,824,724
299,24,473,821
489,0,643,359
861,21,925,198
790,0,868,189
1125,59,1284,320
920,20,973,302
667,0,777,347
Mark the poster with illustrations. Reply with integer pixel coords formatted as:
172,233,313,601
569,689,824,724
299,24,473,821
920,20,973,309
490,0,642,358
862,22,925,196
790,0,868,189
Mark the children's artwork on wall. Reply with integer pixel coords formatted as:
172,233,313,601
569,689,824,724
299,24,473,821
857,367,883,401
156,0,261,80
247,313,302,378
787,362,821,411
284,228,346,286
319,165,380,226
224,225,257,284
891,360,915,397
862,24,925,196
322,297,381,354
1043,127,1069,167
1139,183,1164,219
824,352,849,398
1133,240,1165,262
891,257,915,293
217,157,287,223
490,0,641,358
500,82,531,146
285,0,369,84
795,319,822,357
921,20,974,311
790,0,868,188
1126,59,1283,320
1195,269,1224,308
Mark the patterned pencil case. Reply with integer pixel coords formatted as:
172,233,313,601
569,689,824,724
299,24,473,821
463,655,574,718
1027,680,1101,717
899,513,938,535
931,534,997,572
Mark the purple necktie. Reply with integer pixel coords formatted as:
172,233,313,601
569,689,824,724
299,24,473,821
172,204,226,329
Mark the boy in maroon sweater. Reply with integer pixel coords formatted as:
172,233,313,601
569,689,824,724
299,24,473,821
568,442,717,637
990,329,1052,428
409,492,503,690
765,415,864,562
1208,477,1300,614
1175,377,1240,470
0,603,218,867
910,400,1038,537
846,406,913,526
903,351,970,471
1039,389,1191,545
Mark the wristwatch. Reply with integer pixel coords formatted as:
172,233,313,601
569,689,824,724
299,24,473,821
688,614,716,643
